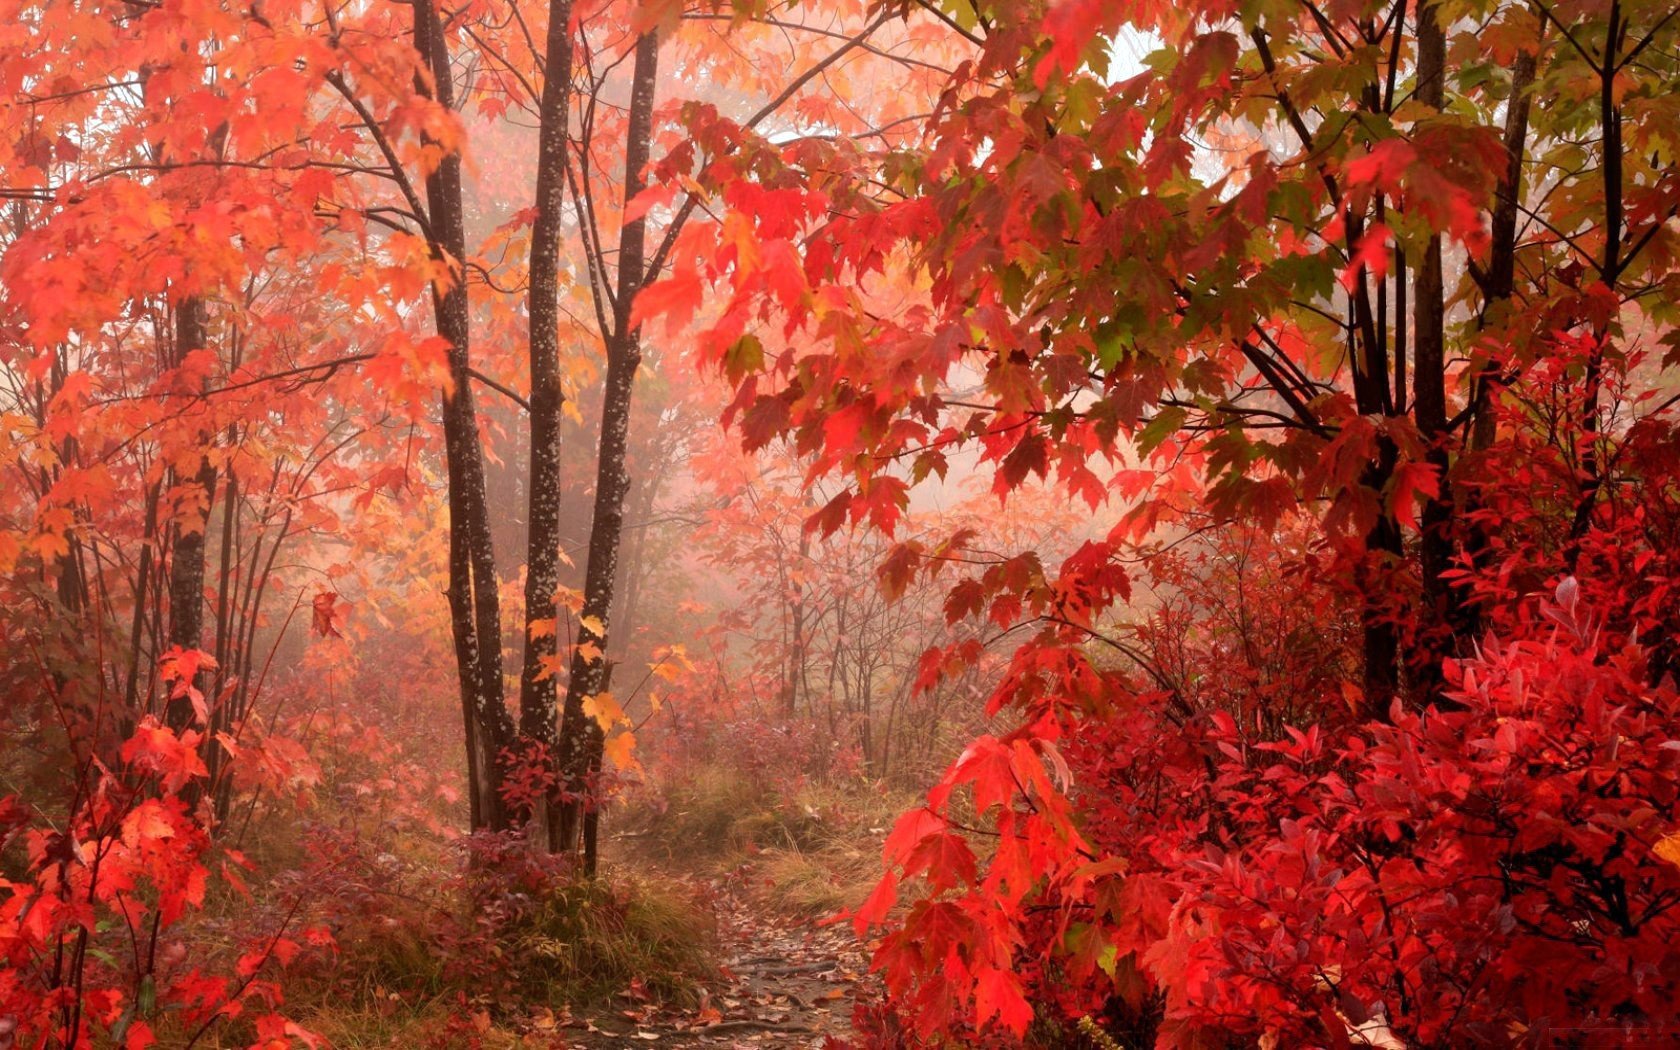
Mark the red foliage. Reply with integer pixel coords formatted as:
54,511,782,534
856,583,1680,1046
0,656,325,1048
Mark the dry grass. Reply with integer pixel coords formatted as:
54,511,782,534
756,841,882,916
504,871,717,1006
621,767,915,920
274,863,716,1045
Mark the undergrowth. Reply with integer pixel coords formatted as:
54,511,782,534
251,825,716,1047
621,766,914,918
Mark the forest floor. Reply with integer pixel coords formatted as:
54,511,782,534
560,866,872,1048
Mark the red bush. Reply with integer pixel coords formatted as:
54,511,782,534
860,582,1680,1047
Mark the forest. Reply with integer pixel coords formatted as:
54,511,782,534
3,0,1679,1046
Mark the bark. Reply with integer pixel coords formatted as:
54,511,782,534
1462,45,1538,632
206,464,239,818
165,296,218,733
415,0,516,831
123,479,163,718
557,31,660,856
1347,230,1401,714
581,662,613,878
518,0,578,852
608,472,655,662
1411,0,1455,693
1471,48,1538,449
1567,0,1624,566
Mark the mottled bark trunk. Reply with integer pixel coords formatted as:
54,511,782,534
581,662,612,878
608,473,654,662
557,31,660,856
415,0,515,831
165,295,218,733
518,0,577,852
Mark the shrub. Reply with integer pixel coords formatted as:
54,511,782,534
862,583,1680,1046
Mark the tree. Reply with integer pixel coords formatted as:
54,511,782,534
409,0,518,833
517,0,578,852
511,0,949,858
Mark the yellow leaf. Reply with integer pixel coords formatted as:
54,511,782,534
652,661,682,682
1654,832,1680,869
650,643,693,681
578,614,605,638
554,586,584,613
575,640,603,664
583,691,624,731
604,730,637,770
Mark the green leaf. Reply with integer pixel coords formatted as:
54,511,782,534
1138,405,1186,456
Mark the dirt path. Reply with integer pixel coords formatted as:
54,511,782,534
560,873,872,1048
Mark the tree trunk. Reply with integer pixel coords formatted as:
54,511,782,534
1568,3,1625,567
165,295,218,733
581,661,613,878
1462,47,1538,633
1410,0,1457,696
557,30,660,855
518,0,578,852
415,0,515,832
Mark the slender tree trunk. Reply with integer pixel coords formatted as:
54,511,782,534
165,295,218,733
581,661,613,877
1462,45,1538,634
1409,0,1456,696
123,478,162,721
557,31,660,856
1568,2,1624,567
415,0,515,831
518,0,578,852
1353,273,1402,713
784,530,808,717
207,464,239,820
608,472,656,662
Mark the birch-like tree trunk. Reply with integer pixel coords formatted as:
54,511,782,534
557,29,660,856
415,0,515,831
518,0,577,852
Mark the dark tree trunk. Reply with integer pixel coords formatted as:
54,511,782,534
1462,48,1538,633
581,662,613,878
557,30,660,856
207,463,239,819
415,0,515,832
518,0,578,852
165,295,218,733
1411,0,1457,696
1568,3,1625,566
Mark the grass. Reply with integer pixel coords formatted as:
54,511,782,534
505,871,717,1006
756,841,883,916
274,868,715,1047
621,765,916,919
